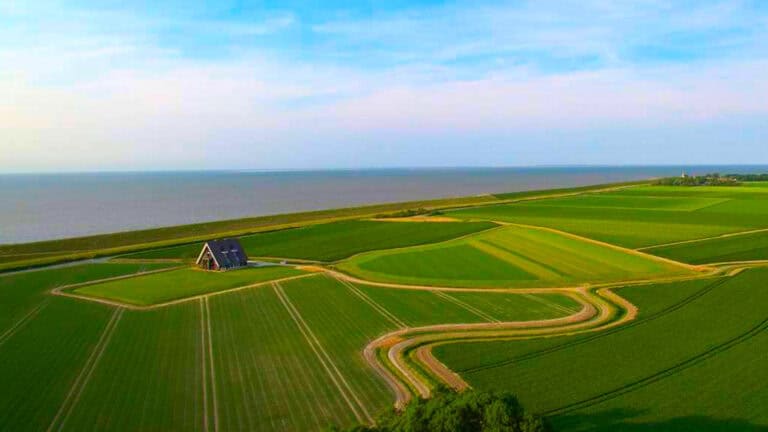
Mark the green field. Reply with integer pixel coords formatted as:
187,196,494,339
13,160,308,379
58,302,205,431
121,220,497,262
448,184,768,248
0,297,114,431
353,281,581,325
0,263,176,333
434,269,768,429
74,266,306,306
338,224,693,288
645,230,768,264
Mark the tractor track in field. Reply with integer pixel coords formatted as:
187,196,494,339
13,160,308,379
47,307,124,432
0,299,50,348
273,282,375,425
544,312,768,416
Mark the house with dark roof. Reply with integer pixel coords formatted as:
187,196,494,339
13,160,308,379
196,238,249,271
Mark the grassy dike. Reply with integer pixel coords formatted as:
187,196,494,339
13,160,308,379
0,180,645,272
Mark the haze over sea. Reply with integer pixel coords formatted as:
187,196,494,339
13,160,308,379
2,166,766,244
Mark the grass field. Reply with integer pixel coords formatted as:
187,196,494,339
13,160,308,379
209,284,363,431
352,281,581,325
645,230,768,264
0,297,114,431
434,269,768,429
0,263,175,333
73,266,306,306
338,224,693,288
58,302,205,431
448,184,768,248
121,220,497,262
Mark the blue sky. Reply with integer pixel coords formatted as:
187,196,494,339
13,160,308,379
1,0,767,172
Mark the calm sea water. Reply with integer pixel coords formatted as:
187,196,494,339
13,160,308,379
1,166,765,244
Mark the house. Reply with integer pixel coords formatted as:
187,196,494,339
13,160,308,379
196,238,249,271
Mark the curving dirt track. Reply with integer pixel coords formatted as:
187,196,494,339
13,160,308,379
340,263,758,410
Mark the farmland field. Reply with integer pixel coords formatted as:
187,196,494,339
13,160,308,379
121,220,497,262
433,268,768,429
337,224,694,288
448,185,768,248
73,266,306,306
58,303,205,431
4,179,768,432
208,283,364,431
645,230,768,264
0,263,176,332
0,297,114,431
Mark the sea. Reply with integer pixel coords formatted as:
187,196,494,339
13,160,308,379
2,166,766,244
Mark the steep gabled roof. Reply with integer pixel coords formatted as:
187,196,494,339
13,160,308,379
197,238,249,268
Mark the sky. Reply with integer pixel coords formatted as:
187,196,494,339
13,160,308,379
1,0,767,172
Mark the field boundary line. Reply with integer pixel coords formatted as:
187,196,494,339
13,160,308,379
432,291,500,323
0,300,50,348
53,271,317,310
637,227,768,251
332,275,407,328
199,299,210,432
273,282,374,424
203,297,219,432
47,307,124,432
50,265,185,294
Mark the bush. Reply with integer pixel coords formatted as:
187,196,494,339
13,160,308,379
326,388,550,432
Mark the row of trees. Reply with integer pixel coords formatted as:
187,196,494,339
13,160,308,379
724,173,768,182
655,173,741,186
326,388,550,432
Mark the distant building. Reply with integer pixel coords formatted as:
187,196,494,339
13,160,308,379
196,238,249,271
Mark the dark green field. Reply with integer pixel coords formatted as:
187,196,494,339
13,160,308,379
122,220,497,262
645,230,768,264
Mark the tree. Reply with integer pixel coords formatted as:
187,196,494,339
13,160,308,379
326,388,550,432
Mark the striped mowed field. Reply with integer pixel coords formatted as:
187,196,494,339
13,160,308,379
337,224,695,288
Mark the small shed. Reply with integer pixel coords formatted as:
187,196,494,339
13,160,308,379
196,238,249,271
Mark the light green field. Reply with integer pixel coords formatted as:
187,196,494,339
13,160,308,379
434,269,768,430
448,185,768,248
74,266,306,306
338,224,693,288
